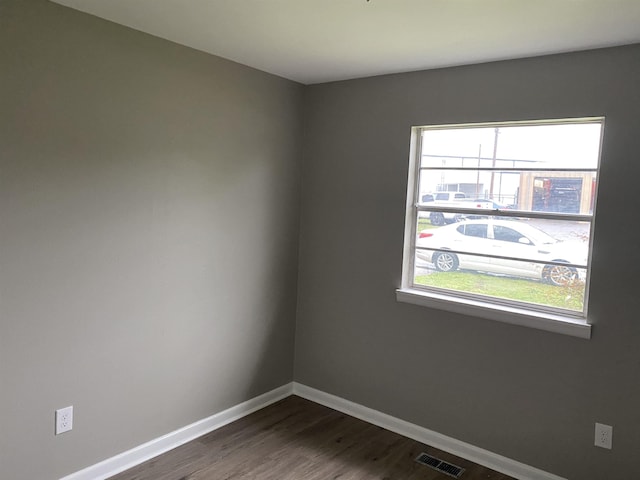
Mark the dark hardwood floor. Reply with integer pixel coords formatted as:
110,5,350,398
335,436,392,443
108,395,515,480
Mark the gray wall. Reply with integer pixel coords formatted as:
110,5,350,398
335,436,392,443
295,45,640,479
3,1,639,479
0,1,302,479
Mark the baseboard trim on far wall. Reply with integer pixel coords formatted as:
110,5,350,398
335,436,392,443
292,382,567,480
59,383,294,480
61,381,566,480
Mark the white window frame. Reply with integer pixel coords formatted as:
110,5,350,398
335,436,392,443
397,118,605,339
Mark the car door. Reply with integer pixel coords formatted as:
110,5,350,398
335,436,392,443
453,223,493,271
487,224,541,279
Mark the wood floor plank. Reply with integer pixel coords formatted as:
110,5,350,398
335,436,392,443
108,396,515,480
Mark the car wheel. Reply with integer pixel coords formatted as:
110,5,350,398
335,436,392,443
543,263,578,286
430,212,445,226
433,251,459,272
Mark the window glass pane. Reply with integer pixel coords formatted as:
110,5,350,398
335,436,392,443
416,211,435,235
412,216,591,313
418,169,596,215
413,254,586,313
406,119,602,320
457,223,487,238
493,225,526,243
420,122,602,170
415,216,590,262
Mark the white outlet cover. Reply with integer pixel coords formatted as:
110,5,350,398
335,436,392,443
595,422,612,449
56,406,73,435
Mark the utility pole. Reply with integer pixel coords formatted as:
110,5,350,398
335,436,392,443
489,127,500,199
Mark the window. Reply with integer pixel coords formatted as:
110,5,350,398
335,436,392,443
458,224,487,238
493,225,524,243
398,118,604,338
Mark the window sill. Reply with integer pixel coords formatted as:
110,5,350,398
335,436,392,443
396,288,591,339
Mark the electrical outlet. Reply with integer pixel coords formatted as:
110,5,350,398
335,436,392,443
55,406,73,435
594,422,612,449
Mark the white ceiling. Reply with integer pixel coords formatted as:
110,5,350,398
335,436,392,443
51,0,640,84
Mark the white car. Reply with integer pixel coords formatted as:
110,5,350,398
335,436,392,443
416,219,588,286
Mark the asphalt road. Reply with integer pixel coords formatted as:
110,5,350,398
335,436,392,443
526,218,590,242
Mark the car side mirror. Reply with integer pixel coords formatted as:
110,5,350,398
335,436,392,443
518,237,532,245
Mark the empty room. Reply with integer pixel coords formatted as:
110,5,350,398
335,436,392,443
2,1,640,479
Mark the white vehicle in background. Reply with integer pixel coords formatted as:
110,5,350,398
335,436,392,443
469,198,516,210
459,198,516,220
422,193,515,225
416,219,588,285
421,191,467,225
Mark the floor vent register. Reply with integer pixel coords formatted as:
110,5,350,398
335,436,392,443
415,452,465,478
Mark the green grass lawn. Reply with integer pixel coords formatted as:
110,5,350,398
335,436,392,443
415,271,585,311
417,217,437,232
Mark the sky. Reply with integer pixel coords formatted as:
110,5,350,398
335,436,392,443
419,120,603,198
421,121,603,168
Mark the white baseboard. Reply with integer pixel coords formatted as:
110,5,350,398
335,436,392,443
292,382,566,480
60,383,294,480
61,382,566,480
